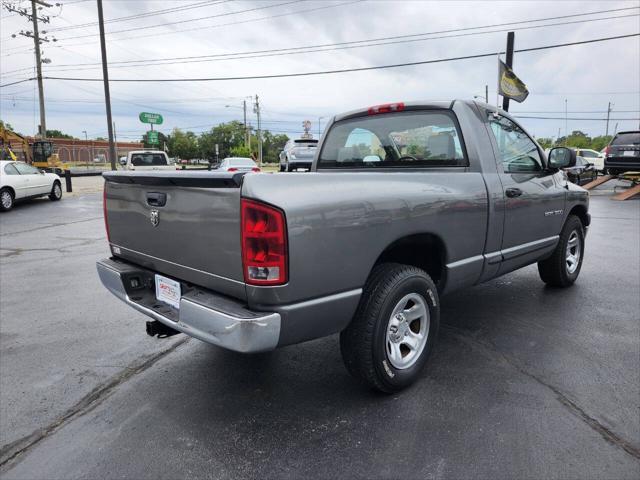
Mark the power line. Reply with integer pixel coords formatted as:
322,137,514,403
2,32,634,87
48,0,231,32
5,10,637,75
54,0,303,41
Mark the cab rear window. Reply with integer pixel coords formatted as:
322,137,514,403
318,111,467,169
130,154,167,166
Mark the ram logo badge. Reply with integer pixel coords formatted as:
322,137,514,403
150,209,160,227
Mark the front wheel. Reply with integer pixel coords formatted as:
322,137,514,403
340,263,440,393
538,215,584,287
49,181,62,201
0,188,14,212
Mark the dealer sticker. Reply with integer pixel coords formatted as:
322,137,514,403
155,274,181,309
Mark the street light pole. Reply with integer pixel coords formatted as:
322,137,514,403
318,117,325,137
96,0,117,171
254,95,262,165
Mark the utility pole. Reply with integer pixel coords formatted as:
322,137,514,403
485,84,488,104
254,95,262,165
31,0,46,138
501,31,515,112
5,1,57,138
243,99,248,147
605,102,613,136
565,98,568,142
97,0,117,171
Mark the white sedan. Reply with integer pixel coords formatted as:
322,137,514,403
0,160,63,212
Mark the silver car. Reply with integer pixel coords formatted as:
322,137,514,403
279,138,318,172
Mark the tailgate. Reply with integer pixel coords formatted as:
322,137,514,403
103,171,247,300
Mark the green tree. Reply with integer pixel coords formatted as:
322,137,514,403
590,135,612,151
535,137,554,149
167,128,198,159
230,145,252,158
261,132,289,163
46,129,74,139
199,121,246,159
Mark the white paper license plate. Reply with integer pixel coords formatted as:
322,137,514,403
155,274,181,309
623,150,635,156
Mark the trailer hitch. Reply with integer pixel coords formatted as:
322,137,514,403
146,320,181,338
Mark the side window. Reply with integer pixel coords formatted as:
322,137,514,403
489,115,543,173
3,164,20,175
581,151,597,158
13,162,40,175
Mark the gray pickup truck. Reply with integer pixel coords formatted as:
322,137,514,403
97,100,589,392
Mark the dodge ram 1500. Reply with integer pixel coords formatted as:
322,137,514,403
97,100,589,392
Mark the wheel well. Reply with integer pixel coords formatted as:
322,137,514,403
1,186,15,197
568,205,589,228
373,234,446,290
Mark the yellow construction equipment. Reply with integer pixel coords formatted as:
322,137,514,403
0,124,69,173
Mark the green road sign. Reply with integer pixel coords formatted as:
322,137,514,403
139,112,163,125
147,131,159,144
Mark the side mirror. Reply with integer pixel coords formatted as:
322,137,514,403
39,169,45,174
548,147,576,169
119,158,127,166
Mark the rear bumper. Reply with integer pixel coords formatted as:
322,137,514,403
605,157,640,169
96,258,280,353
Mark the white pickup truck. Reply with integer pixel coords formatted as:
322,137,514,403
121,150,175,171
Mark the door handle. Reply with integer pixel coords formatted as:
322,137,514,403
146,192,166,207
505,187,523,198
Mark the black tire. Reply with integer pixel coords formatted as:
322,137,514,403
286,163,294,172
607,168,620,176
538,215,584,288
49,181,62,201
340,263,440,393
279,164,286,172
0,187,14,212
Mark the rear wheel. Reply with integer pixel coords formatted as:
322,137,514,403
49,181,62,201
340,263,440,393
607,168,620,176
287,163,294,172
538,215,584,287
0,188,14,212
279,164,285,172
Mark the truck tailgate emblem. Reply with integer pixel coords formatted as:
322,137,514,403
150,209,160,227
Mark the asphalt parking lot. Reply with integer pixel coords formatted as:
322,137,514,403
0,184,638,479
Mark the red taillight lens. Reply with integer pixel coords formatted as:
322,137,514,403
228,167,238,172
241,199,287,285
368,102,405,115
103,184,110,242
604,146,611,156
251,167,261,172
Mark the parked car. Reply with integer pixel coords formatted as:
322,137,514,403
573,148,604,172
98,100,589,393
123,150,174,171
604,131,640,175
0,160,62,211
564,156,598,185
279,138,318,171
218,157,260,172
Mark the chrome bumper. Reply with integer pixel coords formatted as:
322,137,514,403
96,258,280,353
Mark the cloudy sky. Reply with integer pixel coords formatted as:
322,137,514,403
1,0,639,142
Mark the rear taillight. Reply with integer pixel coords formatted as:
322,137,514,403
604,146,611,156
241,199,287,285
251,167,261,172
368,102,405,115
228,167,238,172
103,185,110,242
